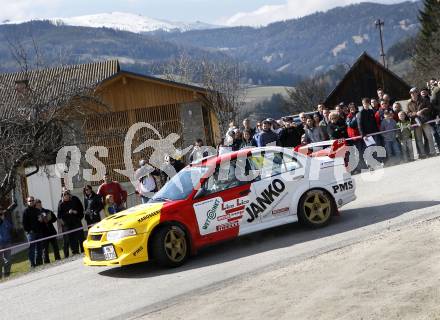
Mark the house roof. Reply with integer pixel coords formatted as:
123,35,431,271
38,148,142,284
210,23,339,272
0,59,209,105
324,51,411,106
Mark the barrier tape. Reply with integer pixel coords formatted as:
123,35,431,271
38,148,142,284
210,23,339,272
0,224,92,254
301,118,440,149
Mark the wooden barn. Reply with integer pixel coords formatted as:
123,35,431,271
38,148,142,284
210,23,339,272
0,60,221,211
324,52,412,107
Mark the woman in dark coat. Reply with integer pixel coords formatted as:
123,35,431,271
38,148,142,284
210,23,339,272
83,185,103,226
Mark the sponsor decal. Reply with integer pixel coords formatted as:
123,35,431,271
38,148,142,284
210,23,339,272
138,210,160,223
216,221,239,231
202,199,221,230
133,246,143,257
246,179,286,223
332,181,354,194
272,207,289,215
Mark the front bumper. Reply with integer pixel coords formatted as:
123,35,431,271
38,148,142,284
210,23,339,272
83,232,149,267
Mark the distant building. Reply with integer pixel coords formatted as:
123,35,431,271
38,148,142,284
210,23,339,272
324,52,411,107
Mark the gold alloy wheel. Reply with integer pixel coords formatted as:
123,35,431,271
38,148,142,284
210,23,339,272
303,192,331,224
164,228,187,263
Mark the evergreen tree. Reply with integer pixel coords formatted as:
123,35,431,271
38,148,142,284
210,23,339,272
413,0,440,82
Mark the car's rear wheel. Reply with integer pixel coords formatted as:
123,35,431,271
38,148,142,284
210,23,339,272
151,225,188,267
298,189,334,228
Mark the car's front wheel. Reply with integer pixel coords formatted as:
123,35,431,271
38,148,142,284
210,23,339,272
151,225,189,267
297,189,334,228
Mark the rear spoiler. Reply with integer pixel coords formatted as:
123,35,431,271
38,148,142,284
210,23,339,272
294,139,347,158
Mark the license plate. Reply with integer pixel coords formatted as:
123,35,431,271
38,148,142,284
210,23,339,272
103,245,116,260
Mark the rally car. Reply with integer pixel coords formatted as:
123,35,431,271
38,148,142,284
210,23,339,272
83,146,356,268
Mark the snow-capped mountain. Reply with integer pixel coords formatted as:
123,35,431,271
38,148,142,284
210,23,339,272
3,12,221,33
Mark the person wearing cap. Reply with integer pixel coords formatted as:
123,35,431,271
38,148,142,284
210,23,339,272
407,87,436,158
255,119,279,147
279,116,302,148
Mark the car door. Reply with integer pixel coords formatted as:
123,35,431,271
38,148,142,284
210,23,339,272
192,158,252,243
246,150,305,227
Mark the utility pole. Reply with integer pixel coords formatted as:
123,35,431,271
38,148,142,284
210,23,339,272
375,19,387,68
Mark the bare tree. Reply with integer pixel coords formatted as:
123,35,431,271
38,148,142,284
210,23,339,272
0,40,106,203
284,78,329,114
159,52,246,136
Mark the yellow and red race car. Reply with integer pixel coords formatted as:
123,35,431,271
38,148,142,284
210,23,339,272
83,146,356,268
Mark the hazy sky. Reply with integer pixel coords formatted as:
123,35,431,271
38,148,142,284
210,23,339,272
1,0,414,26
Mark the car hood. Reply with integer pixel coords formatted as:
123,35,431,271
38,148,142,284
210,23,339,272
89,202,164,233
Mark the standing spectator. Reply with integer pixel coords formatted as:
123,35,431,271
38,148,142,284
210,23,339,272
316,103,325,120
242,118,255,137
427,83,440,150
232,129,243,151
383,94,393,106
83,185,104,224
380,111,401,165
255,119,279,147
240,129,257,149
104,195,119,217
358,98,379,139
375,99,392,129
189,139,209,163
57,191,85,255
377,88,385,100
335,104,346,120
255,122,262,134
97,173,127,211
278,117,302,147
346,104,360,139
371,99,380,112
35,199,60,263
304,117,324,143
319,108,331,140
357,98,380,168
298,113,308,130
22,196,43,267
327,112,348,139
392,102,402,121
407,87,436,158
0,207,12,278
397,111,414,162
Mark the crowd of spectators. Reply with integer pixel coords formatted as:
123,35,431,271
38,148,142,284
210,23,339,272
217,81,440,170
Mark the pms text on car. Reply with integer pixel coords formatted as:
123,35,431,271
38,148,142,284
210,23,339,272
83,145,356,268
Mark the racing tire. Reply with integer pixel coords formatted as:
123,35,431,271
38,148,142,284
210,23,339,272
151,225,189,267
297,189,335,228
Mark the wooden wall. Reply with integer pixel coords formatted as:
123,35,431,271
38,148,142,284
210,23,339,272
83,75,199,183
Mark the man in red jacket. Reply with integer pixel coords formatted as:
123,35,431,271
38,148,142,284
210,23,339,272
97,173,127,211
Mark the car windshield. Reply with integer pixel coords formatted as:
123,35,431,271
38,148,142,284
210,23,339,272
150,166,209,202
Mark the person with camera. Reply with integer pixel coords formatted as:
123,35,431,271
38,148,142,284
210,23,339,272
57,191,85,256
407,87,436,158
35,199,61,263
0,207,13,278
83,185,103,226
22,196,44,267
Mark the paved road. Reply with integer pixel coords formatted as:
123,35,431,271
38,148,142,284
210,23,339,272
1,157,440,320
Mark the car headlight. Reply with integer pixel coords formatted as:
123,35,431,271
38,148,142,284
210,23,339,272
106,229,137,241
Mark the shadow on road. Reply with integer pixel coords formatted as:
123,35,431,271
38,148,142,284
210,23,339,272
99,200,440,279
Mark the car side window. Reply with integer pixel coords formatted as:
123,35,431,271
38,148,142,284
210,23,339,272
202,159,247,196
248,152,301,180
